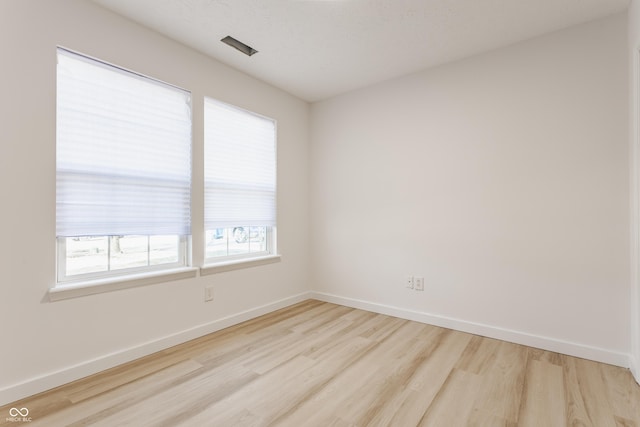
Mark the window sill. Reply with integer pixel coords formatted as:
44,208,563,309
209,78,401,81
48,267,199,301
201,254,281,276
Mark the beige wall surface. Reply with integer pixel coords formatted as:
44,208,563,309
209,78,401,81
310,14,629,362
0,0,310,405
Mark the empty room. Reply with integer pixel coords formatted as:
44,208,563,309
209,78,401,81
1,0,639,425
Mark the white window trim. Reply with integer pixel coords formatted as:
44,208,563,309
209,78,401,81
49,267,199,301
201,254,281,276
202,226,280,274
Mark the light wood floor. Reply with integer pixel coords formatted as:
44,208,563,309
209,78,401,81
2,300,639,426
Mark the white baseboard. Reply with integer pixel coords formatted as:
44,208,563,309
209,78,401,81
0,291,312,407
310,291,631,368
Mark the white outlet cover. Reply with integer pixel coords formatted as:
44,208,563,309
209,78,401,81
406,276,414,289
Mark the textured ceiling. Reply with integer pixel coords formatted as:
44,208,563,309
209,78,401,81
91,0,629,102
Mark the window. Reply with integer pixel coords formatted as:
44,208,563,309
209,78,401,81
56,48,192,284
204,98,276,263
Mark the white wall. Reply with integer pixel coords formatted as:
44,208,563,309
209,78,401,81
629,0,640,384
0,0,310,405
310,14,630,365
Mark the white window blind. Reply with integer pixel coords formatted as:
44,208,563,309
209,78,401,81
56,48,192,237
204,98,276,229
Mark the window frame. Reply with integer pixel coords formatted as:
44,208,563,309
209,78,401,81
54,47,193,290
204,226,276,265
203,97,278,266
56,235,190,285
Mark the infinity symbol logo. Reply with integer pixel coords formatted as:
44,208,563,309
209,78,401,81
9,407,29,417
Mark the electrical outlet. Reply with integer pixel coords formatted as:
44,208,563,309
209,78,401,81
414,277,424,291
204,286,214,302
406,276,414,289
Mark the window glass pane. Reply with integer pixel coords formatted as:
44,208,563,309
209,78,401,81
249,227,266,253
150,235,179,265
206,228,228,259
205,227,269,261
65,236,108,276
110,235,148,271
61,234,182,281
229,227,250,256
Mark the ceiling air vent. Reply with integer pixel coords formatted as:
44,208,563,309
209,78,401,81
221,36,258,56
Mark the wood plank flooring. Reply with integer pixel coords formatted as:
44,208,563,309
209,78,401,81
1,300,639,426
